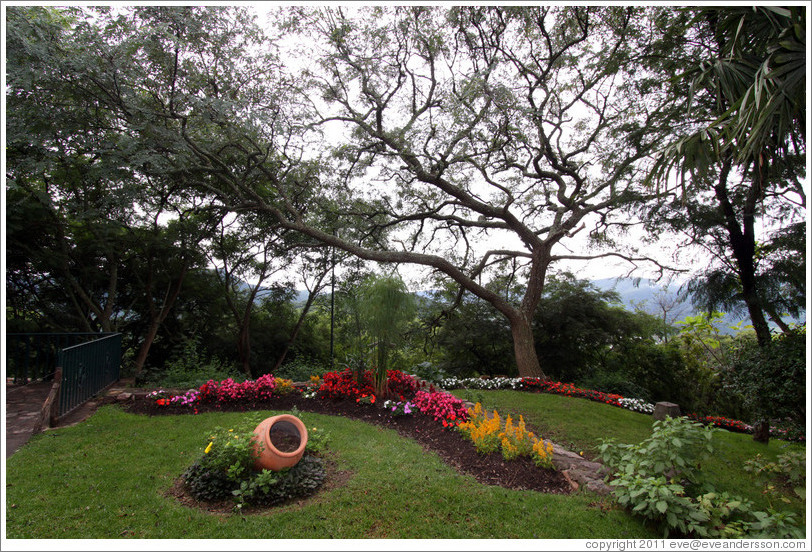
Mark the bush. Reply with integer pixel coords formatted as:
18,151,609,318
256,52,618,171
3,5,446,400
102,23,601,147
598,416,716,485
183,415,328,510
598,416,804,538
274,356,329,382
147,338,243,389
723,326,806,430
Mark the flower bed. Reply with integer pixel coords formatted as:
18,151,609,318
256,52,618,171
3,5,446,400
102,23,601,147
439,376,803,442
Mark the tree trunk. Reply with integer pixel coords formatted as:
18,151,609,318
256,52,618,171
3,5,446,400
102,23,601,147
714,160,772,347
237,324,252,378
764,305,792,334
133,321,161,379
509,313,548,380
752,420,770,444
272,274,327,373
132,265,189,378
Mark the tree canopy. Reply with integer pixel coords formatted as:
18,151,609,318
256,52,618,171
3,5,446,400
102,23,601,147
5,5,805,384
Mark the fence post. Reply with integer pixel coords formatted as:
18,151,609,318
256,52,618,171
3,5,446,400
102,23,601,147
32,367,62,434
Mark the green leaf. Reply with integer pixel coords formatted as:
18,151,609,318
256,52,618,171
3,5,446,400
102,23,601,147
655,500,668,514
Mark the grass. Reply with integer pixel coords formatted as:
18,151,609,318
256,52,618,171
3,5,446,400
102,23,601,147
5,391,805,539
452,389,807,516
6,405,656,539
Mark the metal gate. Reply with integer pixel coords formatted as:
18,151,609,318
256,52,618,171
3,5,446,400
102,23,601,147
56,334,122,418
6,333,112,384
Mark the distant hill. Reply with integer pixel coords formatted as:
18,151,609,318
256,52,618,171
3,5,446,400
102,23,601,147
589,277,805,334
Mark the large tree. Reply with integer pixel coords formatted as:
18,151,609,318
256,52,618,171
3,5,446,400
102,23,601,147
9,6,683,379
191,6,682,378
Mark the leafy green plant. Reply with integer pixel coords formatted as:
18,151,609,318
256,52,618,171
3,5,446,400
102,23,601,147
183,413,328,510
598,416,716,485
599,416,804,538
232,469,280,509
358,273,417,398
303,425,331,456
275,356,329,382
182,457,236,501
149,338,243,389
723,326,807,442
197,420,263,485
744,450,806,500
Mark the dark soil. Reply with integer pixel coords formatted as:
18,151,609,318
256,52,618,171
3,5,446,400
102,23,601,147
125,392,573,512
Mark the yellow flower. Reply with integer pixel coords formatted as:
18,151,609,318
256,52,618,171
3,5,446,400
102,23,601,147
229,429,234,432
204,441,213,454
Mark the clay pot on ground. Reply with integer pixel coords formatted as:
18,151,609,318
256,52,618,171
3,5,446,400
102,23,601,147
252,414,309,471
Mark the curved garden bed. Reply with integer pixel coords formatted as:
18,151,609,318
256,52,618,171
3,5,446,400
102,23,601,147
124,392,573,496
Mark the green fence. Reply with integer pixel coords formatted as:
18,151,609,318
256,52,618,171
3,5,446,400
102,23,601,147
57,334,122,418
5,333,115,384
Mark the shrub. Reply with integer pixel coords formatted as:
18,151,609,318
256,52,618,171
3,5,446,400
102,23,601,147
744,450,806,499
599,416,716,485
723,326,807,433
183,415,328,510
274,356,329,382
598,416,803,538
147,338,243,389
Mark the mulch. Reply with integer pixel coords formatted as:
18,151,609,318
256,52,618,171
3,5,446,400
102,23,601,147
124,392,572,513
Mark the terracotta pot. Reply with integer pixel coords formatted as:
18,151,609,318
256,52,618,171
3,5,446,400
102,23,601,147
252,414,308,471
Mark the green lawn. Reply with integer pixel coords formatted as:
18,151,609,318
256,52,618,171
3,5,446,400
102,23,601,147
4,391,805,539
6,405,655,539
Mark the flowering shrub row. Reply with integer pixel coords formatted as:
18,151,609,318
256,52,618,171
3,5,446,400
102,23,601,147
687,414,752,434
316,368,421,402
317,369,374,400
197,374,277,404
618,397,655,414
411,390,469,427
457,402,554,468
439,376,524,390
439,376,803,442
